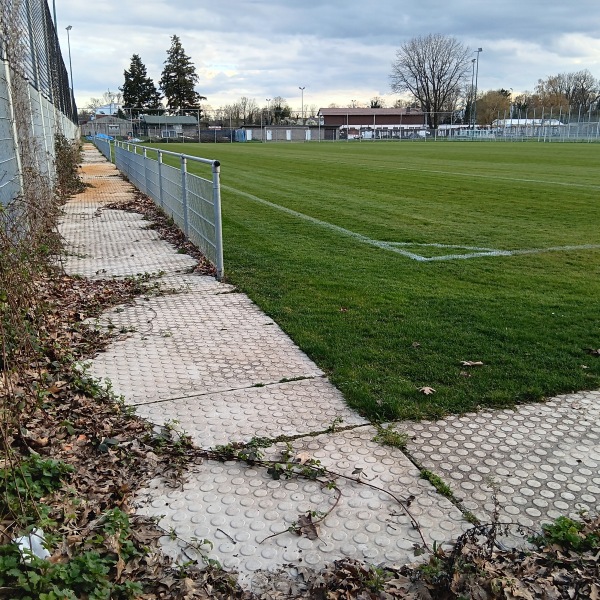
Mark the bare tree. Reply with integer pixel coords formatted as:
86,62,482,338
390,33,471,129
237,96,259,125
535,70,599,111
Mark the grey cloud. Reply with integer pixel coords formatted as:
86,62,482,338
57,0,600,109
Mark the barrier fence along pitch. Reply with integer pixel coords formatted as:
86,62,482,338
113,141,224,279
94,137,111,162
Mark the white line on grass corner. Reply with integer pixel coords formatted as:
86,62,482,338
224,185,600,262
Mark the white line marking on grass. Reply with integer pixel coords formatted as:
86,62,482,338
224,185,600,262
224,185,427,260
392,165,600,190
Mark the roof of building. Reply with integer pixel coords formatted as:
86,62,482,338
91,115,129,123
318,107,423,116
141,115,198,125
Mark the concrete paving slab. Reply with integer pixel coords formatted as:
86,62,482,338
152,274,236,295
61,255,196,278
87,291,324,405
132,378,367,447
404,391,600,527
135,426,469,584
60,205,197,277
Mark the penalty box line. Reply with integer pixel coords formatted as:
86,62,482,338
224,185,600,262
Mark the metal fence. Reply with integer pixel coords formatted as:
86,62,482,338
113,141,224,279
331,107,600,143
0,0,78,207
94,137,112,162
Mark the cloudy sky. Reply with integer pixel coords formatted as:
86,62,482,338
55,0,600,113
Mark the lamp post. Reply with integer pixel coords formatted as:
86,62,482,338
299,86,305,124
470,58,476,129
65,25,74,92
473,48,483,131
265,98,271,126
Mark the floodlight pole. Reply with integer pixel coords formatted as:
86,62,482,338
65,25,74,91
265,98,271,127
473,48,482,131
470,59,476,129
299,86,305,124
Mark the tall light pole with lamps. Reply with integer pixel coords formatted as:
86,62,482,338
265,98,271,126
473,48,483,131
470,58,476,129
65,25,74,91
298,86,305,123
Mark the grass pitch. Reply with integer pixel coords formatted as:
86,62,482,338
155,141,600,421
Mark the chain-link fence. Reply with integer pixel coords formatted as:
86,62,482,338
0,0,78,207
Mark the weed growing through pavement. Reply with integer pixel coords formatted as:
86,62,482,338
372,423,409,449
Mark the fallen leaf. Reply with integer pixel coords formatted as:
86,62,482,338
296,513,319,540
295,451,311,465
48,381,67,394
586,348,600,356
412,341,421,348
419,386,436,395
460,360,484,367
459,371,472,378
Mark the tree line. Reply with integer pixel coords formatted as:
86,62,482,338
83,32,599,129
390,33,600,128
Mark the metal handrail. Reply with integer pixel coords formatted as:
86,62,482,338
112,140,224,280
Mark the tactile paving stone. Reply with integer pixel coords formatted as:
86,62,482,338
59,179,198,276
151,274,236,296
133,378,367,447
61,254,197,278
59,203,198,277
404,391,600,528
135,427,470,583
87,292,324,404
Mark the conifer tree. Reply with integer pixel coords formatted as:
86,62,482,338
120,54,162,115
160,35,206,113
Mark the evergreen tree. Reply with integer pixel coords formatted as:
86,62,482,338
120,54,162,115
160,35,206,113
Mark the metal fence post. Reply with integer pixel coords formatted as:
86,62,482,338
181,155,189,236
143,147,148,195
212,161,224,280
157,150,164,208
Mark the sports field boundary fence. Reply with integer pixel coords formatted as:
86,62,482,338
101,140,224,279
0,0,78,207
243,106,600,143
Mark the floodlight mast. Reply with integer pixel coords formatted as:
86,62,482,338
299,86,305,123
470,59,476,129
473,48,483,131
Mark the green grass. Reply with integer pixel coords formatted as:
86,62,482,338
153,141,600,421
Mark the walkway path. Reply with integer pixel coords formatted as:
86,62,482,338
60,144,600,586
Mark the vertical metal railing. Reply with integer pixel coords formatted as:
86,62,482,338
112,141,224,279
